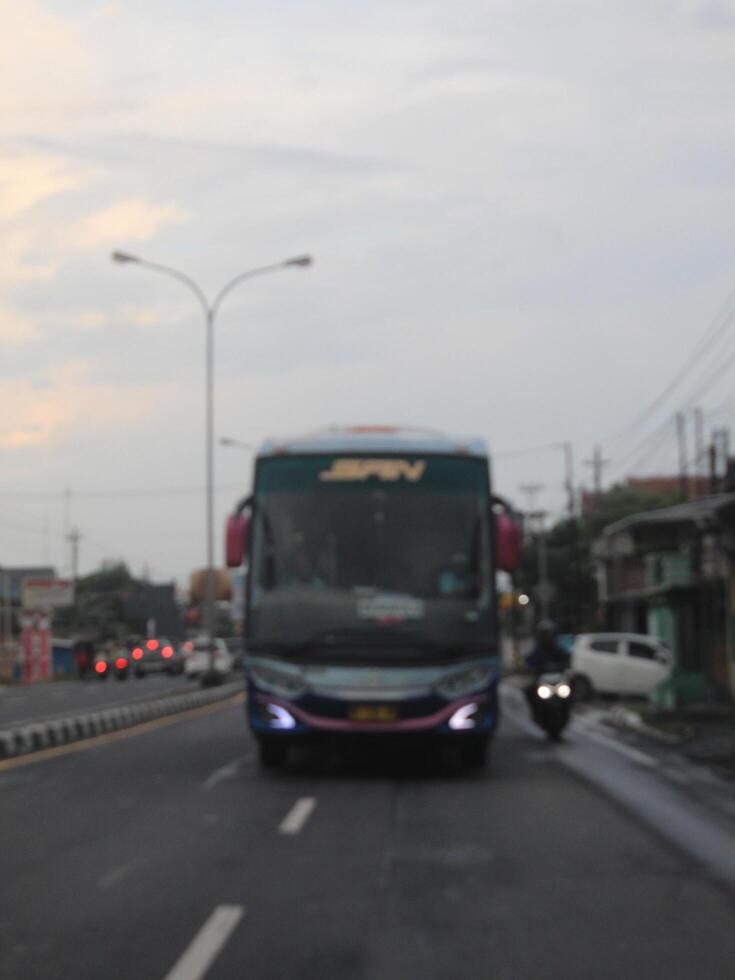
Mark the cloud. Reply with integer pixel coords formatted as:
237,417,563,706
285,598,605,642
63,304,175,332
0,308,36,345
0,231,57,285
69,199,191,250
0,1,90,129
0,150,85,221
93,2,124,19
0,359,171,450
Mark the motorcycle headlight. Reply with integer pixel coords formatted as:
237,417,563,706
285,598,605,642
250,665,307,699
436,665,492,699
556,683,571,699
537,684,553,700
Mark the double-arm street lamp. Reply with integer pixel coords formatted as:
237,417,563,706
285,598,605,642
220,437,255,451
112,249,312,679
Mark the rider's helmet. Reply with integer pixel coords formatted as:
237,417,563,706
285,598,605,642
536,619,558,639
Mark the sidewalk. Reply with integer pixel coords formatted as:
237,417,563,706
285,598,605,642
604,701,735,781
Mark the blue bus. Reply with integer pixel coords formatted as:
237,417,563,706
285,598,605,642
226,426,520,768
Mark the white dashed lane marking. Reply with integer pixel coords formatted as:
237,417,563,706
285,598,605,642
202,758,242,792
279,796,317,835
162,905,244,980
98,863,134,891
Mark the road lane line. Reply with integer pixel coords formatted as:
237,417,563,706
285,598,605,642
163,905,244,980
279,796,317,835
579,728,658,768
202,759,241,792
0,694,245,773
98,863,134,890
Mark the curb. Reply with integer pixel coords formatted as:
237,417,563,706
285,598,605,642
0,681,244,760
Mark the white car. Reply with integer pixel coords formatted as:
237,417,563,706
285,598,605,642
183,637,233,680
570,632,673,699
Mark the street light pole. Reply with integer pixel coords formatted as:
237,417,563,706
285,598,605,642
220,437,255,451
112,250,312,680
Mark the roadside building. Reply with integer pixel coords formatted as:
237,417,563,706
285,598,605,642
593,494,735,704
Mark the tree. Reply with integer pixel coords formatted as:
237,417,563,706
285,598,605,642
516,484,681,631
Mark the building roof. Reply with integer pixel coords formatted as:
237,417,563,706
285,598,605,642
602,492,735,537
257,426,488,458
0,566,57,601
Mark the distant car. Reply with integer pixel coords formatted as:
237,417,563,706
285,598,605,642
184,637,233,680
92,653,110,680
222,635,244,670
570,632,673,700
129,637,184,678
92,644,130,680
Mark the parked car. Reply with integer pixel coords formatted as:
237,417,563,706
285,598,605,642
184,637,233,680
129,636,184,678
570,632,673,699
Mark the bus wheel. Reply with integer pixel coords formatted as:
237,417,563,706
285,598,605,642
461,736,488,769
258,737,288,768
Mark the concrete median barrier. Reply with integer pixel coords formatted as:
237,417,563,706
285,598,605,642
0,680,243,760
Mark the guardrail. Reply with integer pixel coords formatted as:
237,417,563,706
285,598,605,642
0,680,244,759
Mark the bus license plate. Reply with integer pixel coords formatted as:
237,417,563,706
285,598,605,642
349,705,397,722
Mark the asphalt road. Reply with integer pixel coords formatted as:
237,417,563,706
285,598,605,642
2,695,735,980
0,674,202,728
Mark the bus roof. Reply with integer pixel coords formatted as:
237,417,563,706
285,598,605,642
257,426,488,459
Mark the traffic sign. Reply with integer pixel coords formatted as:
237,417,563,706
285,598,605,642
22,578,74,610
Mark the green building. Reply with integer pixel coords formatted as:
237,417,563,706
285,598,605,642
593,493,735,705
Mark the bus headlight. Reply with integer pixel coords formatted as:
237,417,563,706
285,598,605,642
250,665,306,699
436,665,492,699
265,703,297,730
449,703,480,730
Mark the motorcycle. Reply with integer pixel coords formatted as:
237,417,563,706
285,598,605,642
528,672,572,741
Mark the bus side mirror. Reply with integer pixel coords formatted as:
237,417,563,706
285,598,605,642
226,512,250,568
495,511,523,572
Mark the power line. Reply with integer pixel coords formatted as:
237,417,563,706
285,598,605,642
0,483,245,501
607,415,678,480
606,286,735,446
494,443,562,460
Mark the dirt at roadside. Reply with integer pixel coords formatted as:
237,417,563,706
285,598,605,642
614,704,735,781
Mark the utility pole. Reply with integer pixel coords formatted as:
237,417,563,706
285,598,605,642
1,568,10,648
561,441,575,517
712,427,730,492
693,407,705,494
62,486,72,576
531,510,551,620
709,441,718,494
67,526,82,628
67,527,82,589
519,484,552,621
519,483,544,517
584,446,608,498
676,412,689,500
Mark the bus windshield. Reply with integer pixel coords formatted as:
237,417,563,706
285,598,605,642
249,454,494,654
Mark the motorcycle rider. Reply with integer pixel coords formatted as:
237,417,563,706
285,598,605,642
525,620,569,675
524,620,570,715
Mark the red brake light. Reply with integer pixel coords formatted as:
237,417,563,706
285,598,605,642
146,639,158,651
132,647,143,660
95,661,107,674
115,657,127,669
162,646,174,658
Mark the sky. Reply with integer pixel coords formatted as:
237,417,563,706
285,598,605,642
2,0,735,585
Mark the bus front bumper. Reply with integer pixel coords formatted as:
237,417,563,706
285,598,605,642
248,690,497,738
